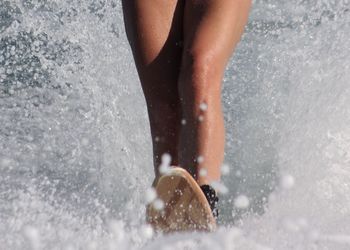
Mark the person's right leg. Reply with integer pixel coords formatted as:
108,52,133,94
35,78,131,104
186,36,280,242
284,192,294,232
178,0,252,186
122,0,185,185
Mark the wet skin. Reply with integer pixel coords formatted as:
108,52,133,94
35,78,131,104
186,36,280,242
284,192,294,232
122,0,251,186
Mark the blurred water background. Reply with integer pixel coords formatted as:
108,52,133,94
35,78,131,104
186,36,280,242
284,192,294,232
0,0,350,249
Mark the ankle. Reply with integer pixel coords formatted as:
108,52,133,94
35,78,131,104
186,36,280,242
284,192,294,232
200,184,219,218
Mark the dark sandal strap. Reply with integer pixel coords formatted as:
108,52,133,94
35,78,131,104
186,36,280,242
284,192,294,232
200,185,219,219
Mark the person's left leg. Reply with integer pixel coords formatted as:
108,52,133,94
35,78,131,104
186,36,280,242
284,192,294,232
121,1,185,186
178,0,252,186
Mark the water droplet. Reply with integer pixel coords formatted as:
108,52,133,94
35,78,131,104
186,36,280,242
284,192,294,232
145,187,157,204
161,153,171,166
159,153,172,174
140,224,154,239
211,181,228,194
159,164,171,175
221,164,230,175
152,198,164,210
197,155,204,163
280,174,295,189
199,102,208,111
234,195,250,209
181,119,186,125
199,168,207,177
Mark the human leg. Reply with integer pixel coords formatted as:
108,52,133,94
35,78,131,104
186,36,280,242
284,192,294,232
178,0,252,186
122,0,185,183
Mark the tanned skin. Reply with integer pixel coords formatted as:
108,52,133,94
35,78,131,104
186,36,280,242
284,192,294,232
122,0,251,187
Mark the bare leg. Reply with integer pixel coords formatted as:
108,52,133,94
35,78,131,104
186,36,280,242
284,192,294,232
122,0,251,187
178,0,251,186
122,0,185,184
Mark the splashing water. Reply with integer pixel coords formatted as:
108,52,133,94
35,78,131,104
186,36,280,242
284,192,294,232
1,0,349,249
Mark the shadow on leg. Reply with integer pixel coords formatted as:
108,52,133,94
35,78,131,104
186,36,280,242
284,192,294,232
122,0,185,182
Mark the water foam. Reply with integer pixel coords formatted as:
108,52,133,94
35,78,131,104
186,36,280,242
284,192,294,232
1,0,349,249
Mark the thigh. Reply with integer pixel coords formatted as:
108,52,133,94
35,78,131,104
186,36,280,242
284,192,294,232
122,0,185,103
182,0,251,73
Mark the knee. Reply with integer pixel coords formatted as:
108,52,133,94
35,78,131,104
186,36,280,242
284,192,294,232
178,49,222,108
180,49,216,85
